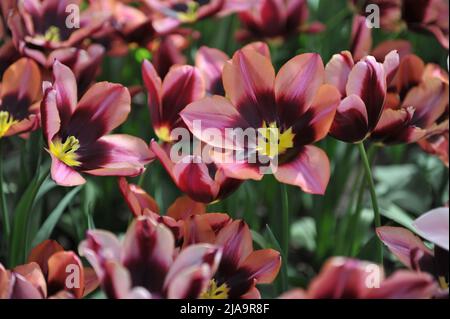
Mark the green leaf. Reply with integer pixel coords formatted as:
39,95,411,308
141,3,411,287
291,217,317,252
380,204,415,231
32,186,82,247
265,224,287,293
9,165,49,267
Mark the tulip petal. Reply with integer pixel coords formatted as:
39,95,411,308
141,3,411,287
67,83,131,144
216,220,253,275
50,155,86,187
41,86,61,144
346,56,386,130
165,244,222,291
181,95,254,150
51,61,78,126
118,177,159,217
1,58,41,120
365,271,438,299
167,196,206,221
325,51,354,96
274,145,330,195
413,207,449,251
82,134,153,177
196,46,229,95
350,15,372,61
376,226,433,269
0,264,13,299
330,94,369,143
142,60,162,127
293,84,341,145
238,249,281,284
276,53,325,127
161,65,205,130
122,218,174,293
47,251,85,299
27,240,64,276
13,262,47,298
166,265,211,299
223,47,276,126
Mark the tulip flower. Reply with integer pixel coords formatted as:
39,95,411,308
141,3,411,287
377,207,449,292
350,0,449,49
41,61,153,186
181,45,341,194
370,55,448,145
325,50,399,143
118,177,208,241
79,216,222,299
419,131,449,167
237,0,325,41
0,58,41,139
188,218,281,299
280,257,438,299
145,0,259,33
47,44,105,96
142,59,205,143
7,0,107,66
150,34,189,78
0,240,98,299
86,0,155,56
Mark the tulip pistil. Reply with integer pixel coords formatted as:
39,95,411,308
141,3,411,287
49,136,82,167
200,279,229,299
0,111,18,138
257,122,295,157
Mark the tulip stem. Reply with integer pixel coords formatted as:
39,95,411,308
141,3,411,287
357,142,383,265
0,141,10,248
281,183,289,268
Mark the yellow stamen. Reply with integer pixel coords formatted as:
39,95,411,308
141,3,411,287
177,1,199,23
44,26,61,42
49,136,82,167
438,276,449,290
0,111,18,138
200,279,229,299
155,126,172,143
257,122,295,157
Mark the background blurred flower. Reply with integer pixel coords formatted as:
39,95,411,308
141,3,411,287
41,61,153,186
0,240,98,299
371,54,449,145
79,216,222,299
280,257,438,299
7,0,107,66
236,0,325,41
377,207,449,294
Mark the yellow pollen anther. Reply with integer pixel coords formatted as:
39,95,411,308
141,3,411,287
155,126,172,143
0,111,18,138
44,26,61,42
200,279,230,299
177,1,199,23
257,122,295,157
438,276,449,290
49,136,82,167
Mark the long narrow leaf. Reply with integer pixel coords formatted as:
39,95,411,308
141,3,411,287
32,186,82,247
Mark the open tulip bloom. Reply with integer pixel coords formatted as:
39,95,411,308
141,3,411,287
41,61,153,186
181,45,341,194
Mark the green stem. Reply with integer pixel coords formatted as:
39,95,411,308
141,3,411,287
281,183,289,258
0,141,10,248
357,142,383,265
279,183,289,291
